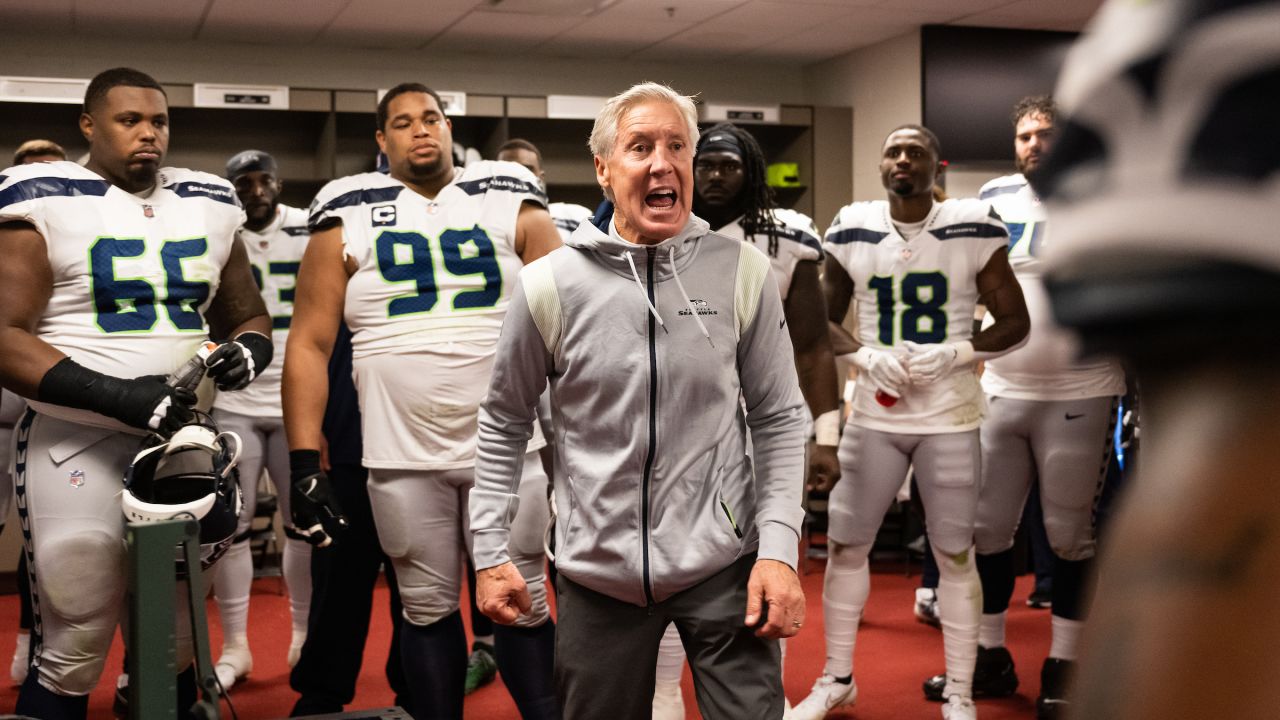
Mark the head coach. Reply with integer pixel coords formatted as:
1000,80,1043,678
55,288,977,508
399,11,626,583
467,81,809,720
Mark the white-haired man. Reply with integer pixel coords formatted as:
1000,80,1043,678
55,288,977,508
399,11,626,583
470,81,809,720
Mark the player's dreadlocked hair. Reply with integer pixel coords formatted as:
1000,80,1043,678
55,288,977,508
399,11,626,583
694,122,781,256
1011,95,1056,128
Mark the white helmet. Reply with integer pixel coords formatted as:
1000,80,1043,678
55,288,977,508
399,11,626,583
123,417,243,577
1037,0,1280,355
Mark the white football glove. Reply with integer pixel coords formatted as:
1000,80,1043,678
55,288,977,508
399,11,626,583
850,347,910,399
902,341,975,385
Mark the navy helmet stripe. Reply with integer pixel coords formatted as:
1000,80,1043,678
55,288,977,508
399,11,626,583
826,227,890,245
978,183,1025,200
931,222,1008,240
168,181,238,206
308,186,405,226
0,176,111,207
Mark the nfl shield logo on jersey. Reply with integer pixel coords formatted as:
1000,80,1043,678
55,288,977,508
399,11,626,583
69,469,85,488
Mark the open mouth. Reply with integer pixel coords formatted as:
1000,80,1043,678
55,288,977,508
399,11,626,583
645,190,677,209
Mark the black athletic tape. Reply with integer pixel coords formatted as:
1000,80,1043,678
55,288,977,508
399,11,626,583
37,357,170,429
234,331,273,378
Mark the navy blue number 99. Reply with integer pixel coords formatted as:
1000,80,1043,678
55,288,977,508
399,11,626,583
375,226,502,317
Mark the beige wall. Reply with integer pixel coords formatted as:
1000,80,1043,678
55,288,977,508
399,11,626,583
802,30,922,203
0,36,807,106
944,162,1017,200
0,504,17,575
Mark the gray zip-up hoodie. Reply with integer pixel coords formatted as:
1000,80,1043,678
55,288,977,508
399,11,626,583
471,214,807,607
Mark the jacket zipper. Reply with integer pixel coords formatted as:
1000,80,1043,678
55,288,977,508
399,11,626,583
641,247,658,606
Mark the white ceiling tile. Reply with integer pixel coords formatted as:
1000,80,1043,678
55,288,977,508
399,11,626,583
711,1,859,34
0,0,74,32
642,30,762,60
73,0,205,37
959,0,1103,28
200,0,350,43
532,15,694,58
425,10,585,53
483,0,618,15
747,7,931,63
874,0,1013,16
319,0,476,47
0,0,1106,63
587,0,746,24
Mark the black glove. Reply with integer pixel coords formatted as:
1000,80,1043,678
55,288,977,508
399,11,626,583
38,359,197,435
206,332,273,392
289,450,348,548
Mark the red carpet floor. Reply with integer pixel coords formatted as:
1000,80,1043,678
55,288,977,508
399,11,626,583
0,565,1050,719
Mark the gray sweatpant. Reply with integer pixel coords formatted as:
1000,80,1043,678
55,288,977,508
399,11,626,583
555,554,782,720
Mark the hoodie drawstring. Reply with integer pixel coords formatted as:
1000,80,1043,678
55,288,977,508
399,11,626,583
668,247,714,348
624,251,665,330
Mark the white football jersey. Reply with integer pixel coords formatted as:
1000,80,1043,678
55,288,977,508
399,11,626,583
309,160,547,470
0,161,243,433
716,208,823,300
825,198,1007,433
214,204,309,417
979,174,1125,401
549,202,593,243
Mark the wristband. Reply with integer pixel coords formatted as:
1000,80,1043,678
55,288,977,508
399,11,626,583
290,449,322,483
814,409,841,447
234,331,274,376
952,340,975,366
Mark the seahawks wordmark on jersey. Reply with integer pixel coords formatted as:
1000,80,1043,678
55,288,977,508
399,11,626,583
825,198,1006,433
309,160,547,470
0,161,243,433
214,204,310,417
716,208,822,301
979,174,1125,401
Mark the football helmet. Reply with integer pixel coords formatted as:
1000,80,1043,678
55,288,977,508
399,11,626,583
123,414,243,577
1036,0,1280,357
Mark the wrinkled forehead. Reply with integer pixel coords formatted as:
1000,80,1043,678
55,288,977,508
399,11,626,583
618,101,690,140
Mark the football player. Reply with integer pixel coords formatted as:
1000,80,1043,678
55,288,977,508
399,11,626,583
283,83,561,719
12,139,66,166
0,67,271,719
649,121,842,719
791,124,1029,720
919,96,1125,719
209,149,313,690
496,138,593,243
1035,1,1280,717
